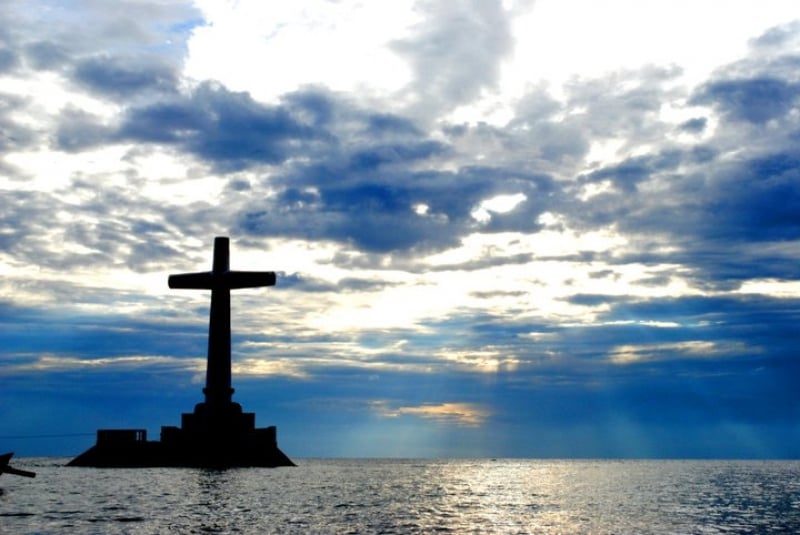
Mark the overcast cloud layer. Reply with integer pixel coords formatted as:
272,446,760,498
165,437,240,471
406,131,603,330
2,0,800,458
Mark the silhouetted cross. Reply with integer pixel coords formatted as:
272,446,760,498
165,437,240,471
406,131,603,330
168,237,275,406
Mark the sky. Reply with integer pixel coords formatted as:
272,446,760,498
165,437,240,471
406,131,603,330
2,0,800,459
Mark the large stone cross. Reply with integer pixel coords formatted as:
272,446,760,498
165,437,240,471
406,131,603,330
168,237,275,406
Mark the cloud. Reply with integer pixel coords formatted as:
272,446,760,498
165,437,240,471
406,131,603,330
581,149,684,193
232,357,309,380
3,353,202,374
22,40,69,70
73,55,179,99
750,20,800,50
543,33,800,293
0,300,208,364
55,108,114,152
678,117,707,133
435,347,521,373
563,65,682,145
0,46,18,73
0,92,37,154
115,82,321,171
373,400,490,427
608,341,753,365
0,0,202,66
391,0,517,118
693,77,800,124
279,273,400,294
0,179,189,274
240,157,555,253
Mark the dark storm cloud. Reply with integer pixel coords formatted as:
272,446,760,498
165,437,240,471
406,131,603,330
693,77,800,124
73,55,179,98
241,163,555,253
690,21,800,126
60,82,334,168
117,82,321,171
582,150,684,193
590,142,800,280
705,153,800,242
347,140,446,170
363,113,423,137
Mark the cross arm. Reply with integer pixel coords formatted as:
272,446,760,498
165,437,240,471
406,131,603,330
168,272,214,289
168,271,276,290
227,271,276,289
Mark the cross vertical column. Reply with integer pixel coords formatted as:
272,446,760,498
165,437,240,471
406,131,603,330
206,237,233,404
168,237,276,407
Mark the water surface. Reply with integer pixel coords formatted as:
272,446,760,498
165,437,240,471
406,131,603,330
1,458,798,533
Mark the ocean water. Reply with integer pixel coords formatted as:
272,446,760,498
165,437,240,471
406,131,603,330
1,458,799,534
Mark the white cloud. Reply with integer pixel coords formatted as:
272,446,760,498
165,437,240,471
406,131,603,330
471,192,526,223
372,400,491,427
185,0,414,102
737,279,800,298
2,353,204,374
232,357,309,379
508,0,800,93
608,341,754,365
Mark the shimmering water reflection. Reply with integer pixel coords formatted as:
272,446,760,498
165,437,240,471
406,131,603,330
1,458,799,533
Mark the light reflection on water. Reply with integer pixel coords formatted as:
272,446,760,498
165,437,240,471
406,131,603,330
1,458,799,533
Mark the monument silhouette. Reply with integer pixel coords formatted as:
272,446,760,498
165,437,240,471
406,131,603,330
68,237,295,468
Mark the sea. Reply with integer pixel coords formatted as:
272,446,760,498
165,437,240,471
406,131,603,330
1,458,799,534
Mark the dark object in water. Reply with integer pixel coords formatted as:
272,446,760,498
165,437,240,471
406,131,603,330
1,452,36,478
68,237,295,468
